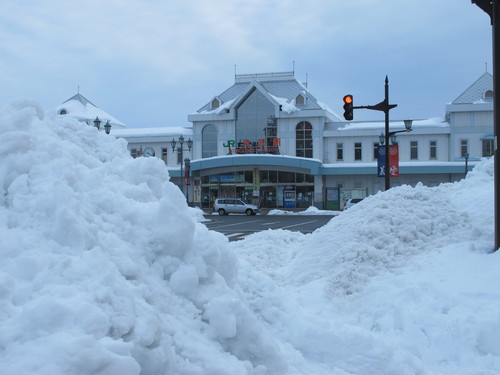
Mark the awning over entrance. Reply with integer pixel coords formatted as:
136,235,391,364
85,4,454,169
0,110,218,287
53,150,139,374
189,154,322,175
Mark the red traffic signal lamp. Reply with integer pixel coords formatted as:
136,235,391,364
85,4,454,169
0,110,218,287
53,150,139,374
343,95,353,121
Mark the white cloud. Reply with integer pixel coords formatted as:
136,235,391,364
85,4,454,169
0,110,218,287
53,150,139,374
0,0,493,127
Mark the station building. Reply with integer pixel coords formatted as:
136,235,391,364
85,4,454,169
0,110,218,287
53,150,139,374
57,71,494,210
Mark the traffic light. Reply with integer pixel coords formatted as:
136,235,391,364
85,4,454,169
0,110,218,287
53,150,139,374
343,94,353,121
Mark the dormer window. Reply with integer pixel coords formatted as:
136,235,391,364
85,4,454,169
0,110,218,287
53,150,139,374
59,109,68,115
295,94,305,106
211,98,220,109
484,90,494,101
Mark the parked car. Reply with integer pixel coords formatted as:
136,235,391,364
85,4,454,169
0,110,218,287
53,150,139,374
344,198,363,210
213,198,260,216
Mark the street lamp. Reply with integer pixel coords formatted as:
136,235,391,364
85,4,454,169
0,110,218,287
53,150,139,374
171,135,193,199
93,117,112,134
380,119,413,190
104,120,112,134
94,116,101,130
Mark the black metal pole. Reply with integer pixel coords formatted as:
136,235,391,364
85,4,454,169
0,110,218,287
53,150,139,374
384,76,391,190
493,0,500,250
180,148,184,198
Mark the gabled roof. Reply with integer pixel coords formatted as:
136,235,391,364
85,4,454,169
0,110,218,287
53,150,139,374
452,72,493,104
63,93,96,107
195,72,339,119
52,92,126,128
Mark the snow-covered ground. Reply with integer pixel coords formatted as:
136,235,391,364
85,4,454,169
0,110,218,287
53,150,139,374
0,100,498,374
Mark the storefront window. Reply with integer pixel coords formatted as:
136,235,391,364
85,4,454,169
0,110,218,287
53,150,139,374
200,170,314,209
269,170,278,183
279,172,295,183
244,170,253,183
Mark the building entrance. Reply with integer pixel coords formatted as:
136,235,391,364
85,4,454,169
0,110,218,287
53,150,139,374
199,170,314,209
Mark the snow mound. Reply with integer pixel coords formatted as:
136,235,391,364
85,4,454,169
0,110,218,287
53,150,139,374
0,100,288,375
232,157,498,374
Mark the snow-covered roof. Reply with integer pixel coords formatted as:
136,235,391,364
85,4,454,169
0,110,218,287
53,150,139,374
50,93,127,129
336,118,448,131
112,126,192,138
452,72,493,104
194,72,340,120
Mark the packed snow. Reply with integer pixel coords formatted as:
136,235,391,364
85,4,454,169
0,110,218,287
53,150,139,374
0,100,498,374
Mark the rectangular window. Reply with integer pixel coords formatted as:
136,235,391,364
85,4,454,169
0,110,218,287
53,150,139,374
429,141,437,160
410,141,418,160
177,150,182,164
354,142,362,161
161,148,168,164
482,139,494,157
336,143,343,161
460,139,468,158
373,142,379,160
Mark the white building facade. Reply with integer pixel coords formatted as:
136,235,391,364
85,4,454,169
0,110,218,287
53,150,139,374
111,71,493,210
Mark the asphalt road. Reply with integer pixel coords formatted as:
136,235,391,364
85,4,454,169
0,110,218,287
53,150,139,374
202,214,336,241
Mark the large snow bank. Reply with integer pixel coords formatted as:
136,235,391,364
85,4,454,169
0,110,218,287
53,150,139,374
233,157,499,374
0,100,288,375
1,99,499,374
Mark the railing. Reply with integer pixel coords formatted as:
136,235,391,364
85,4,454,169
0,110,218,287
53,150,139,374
235,71,294,82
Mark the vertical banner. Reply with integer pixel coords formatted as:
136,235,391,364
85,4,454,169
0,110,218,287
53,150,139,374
193,178,201,203
377,145,386,177
252,168,260,197
378,145,399,177
389,144,399,177
184,164,190,185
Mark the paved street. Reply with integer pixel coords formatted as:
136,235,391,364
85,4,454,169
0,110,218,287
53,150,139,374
202,214,335,241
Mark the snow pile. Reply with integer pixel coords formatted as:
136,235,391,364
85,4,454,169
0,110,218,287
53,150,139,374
0,100,288,375
233,157,499,374
1,99,499,375
268,206,339,216
269,94,299,113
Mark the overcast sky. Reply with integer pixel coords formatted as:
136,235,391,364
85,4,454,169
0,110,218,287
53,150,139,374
0,0,493,128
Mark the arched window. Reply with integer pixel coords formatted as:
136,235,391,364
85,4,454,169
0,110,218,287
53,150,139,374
202,124,218,158
296,121,313,158
484,90,494,101
295,94,305,106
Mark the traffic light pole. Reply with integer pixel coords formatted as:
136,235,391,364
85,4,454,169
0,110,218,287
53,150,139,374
472,0,500,250
353,76,397,190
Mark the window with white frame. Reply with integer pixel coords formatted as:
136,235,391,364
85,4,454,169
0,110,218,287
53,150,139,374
410,141,418,160
354,142,362,161
336,142,343,161
161,148,168,164
483,139,494,157
460,139,469,158
429,141,437,160
296,121,313,158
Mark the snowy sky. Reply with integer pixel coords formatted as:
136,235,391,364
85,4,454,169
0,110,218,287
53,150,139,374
0,0,493,128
